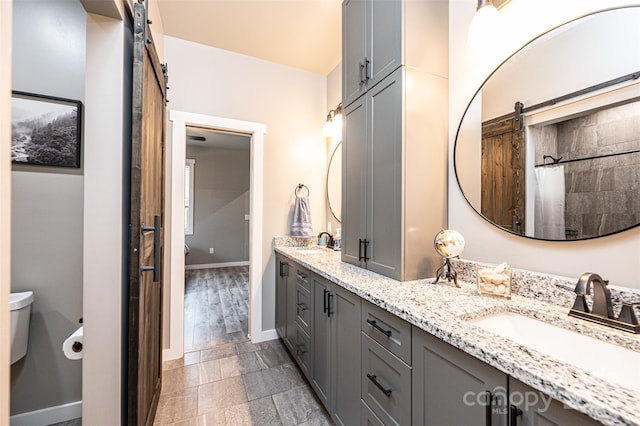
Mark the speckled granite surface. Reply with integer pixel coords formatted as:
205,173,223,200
274,243,640,426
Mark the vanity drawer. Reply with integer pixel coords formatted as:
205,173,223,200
295,265,311,292
362,300,411,365
362,332,411,426
295,284,311,334
361,399,385,426
294,324,312,380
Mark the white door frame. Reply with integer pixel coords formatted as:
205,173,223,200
165,110,267,361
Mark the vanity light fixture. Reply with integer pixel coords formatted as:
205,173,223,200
322,102,343,141
467,0,510,48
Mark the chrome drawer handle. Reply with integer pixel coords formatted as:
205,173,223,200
366,373,392,397
366,319,392,337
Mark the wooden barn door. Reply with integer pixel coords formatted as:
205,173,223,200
481,115,525,234
127,3,167,425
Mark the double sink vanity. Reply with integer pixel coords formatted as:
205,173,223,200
274,240,640,426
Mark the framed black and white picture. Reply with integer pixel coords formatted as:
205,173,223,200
11,91,83,168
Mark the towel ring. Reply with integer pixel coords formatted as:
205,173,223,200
296,183,310,197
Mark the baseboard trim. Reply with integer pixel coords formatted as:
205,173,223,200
185,261,249,270
250,328,278,344
10,400,82,426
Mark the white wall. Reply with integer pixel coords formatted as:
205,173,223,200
481,7,640,120
450,0,640,289
326,62,342,231
0,0,12,422
164,36,327,333
83,11,124,425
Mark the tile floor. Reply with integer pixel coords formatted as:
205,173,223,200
154,267,333,425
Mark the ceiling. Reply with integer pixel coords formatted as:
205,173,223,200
156,0,342,75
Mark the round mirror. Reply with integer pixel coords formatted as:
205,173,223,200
454,6,640,241
327,141,342,222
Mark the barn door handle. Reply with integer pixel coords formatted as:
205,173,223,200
141,215,161,282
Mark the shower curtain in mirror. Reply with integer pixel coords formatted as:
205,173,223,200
534,166,566,240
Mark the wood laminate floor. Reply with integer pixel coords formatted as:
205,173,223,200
154,267,333,426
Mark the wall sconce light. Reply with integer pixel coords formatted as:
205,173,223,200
467,0,510,48
323,103,343,141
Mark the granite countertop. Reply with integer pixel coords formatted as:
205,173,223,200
275,244,640,426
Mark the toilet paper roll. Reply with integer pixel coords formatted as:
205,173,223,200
62,326,83,360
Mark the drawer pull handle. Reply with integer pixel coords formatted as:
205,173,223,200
510,404,523,426
296,344,308,356
296,271,307,280
485,390,493,426
297,302,308,312
366,319,392,337
366,373,392,397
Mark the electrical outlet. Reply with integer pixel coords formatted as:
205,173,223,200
209,248,214,254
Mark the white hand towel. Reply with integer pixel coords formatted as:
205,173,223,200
291,194,313,237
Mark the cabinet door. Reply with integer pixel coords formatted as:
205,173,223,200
275,255,288,341
342,95,368,268
509,379,601,426
368,0,402,87
343,0,367,107
367,68,403,280
412,327,508,426
284,264,298,353
311,275,332,411
331,284,362,426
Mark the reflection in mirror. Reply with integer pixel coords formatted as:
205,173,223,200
455,6,640,241
327,141,342,222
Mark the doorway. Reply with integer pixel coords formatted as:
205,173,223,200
184,127,251,351
166,111,268,362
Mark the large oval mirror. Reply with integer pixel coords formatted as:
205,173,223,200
455,6,640,241
327,141,342,222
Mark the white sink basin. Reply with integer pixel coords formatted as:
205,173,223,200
470,312,640,392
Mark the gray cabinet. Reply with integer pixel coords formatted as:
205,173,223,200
277,253,605,426
275,256,314,381
342,0,449,282
412,326,509,426
343,66,447,281
342,69,402,279
275,254,292,351
342,0,402,107
509,379,601,426
311,273,362,426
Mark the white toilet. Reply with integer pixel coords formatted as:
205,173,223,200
10,291,34,364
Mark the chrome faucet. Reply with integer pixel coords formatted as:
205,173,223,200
569,272,639,334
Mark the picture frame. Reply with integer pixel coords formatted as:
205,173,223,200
11,91,83,168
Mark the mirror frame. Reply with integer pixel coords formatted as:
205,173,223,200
453,5,640,242
327,141,342,223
